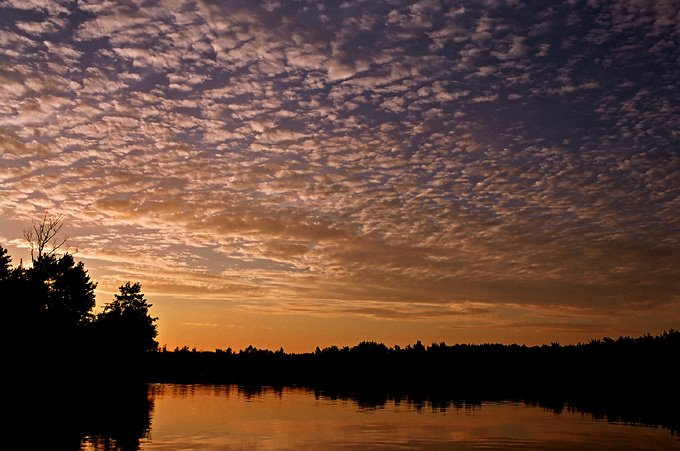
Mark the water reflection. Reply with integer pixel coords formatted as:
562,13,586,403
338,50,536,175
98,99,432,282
24,382,152,451
28,383,678,450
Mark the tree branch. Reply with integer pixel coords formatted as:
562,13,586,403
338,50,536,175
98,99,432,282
23,212,68,261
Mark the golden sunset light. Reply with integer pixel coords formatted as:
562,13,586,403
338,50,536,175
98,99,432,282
1,0,678,353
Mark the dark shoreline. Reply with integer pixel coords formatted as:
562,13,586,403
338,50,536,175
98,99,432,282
16,331,680,445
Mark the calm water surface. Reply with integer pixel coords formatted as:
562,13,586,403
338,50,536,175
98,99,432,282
76,383,679,450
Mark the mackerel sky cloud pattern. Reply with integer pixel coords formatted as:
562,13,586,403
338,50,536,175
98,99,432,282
1,0,678,348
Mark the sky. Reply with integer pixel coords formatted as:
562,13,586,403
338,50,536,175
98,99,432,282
1,0,678,353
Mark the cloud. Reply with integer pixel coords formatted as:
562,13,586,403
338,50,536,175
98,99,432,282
0,0,678,341
1,0,70,14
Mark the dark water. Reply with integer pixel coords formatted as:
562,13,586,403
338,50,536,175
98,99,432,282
46,383,675,450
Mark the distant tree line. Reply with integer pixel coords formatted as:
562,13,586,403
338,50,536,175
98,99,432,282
3,214,157,379
148,331,679,400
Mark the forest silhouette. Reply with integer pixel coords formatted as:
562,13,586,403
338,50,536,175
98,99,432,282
149,332,679,407
4,215,679,443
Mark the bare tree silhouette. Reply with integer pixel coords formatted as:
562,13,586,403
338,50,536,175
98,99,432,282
23,211,69,261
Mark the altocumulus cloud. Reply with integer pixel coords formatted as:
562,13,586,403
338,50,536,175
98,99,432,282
0,0,678,335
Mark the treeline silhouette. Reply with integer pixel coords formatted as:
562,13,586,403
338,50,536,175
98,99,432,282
148,332,679,394
2,215,158,380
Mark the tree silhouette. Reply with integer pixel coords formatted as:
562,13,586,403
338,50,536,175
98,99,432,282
97,282,159,354
3,216,157,379
10,213,97,330
0,245,24,320
26,252,97,328
0,245,11,279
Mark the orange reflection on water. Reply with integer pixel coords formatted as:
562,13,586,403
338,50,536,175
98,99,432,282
138,384,678,450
